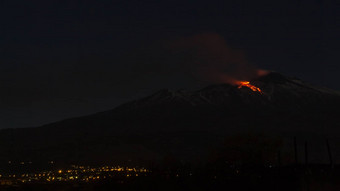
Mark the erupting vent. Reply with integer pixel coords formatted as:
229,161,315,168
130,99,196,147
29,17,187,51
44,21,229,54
237,81,263,94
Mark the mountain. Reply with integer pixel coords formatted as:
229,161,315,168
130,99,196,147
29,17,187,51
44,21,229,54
0,72,339,167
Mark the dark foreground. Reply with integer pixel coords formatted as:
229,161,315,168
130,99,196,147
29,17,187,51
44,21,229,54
1,165,339,191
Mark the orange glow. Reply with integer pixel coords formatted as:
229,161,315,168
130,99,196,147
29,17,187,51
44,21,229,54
237,81,263,93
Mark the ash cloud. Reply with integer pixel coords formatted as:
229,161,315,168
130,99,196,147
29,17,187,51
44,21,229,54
166,33,261,84
127,33,263,87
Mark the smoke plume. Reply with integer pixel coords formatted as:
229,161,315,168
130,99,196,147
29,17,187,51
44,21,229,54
166,33,266,84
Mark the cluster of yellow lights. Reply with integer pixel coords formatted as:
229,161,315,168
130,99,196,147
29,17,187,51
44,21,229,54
0,165,149,184
237,81,263,94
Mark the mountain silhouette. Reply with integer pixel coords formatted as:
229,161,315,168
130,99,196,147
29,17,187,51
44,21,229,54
0,72,339,167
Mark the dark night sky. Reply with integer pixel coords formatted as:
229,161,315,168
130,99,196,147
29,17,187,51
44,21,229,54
1,0,339,128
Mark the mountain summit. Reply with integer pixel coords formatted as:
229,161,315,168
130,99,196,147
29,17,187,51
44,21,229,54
116,72,340,114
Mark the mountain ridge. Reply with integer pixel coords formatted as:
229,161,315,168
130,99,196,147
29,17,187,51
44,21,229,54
0,72,339,166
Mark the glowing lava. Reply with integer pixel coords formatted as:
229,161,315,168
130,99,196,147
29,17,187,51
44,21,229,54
237,81,263,94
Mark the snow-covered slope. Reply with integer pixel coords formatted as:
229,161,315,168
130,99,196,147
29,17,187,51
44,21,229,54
115,72,340,113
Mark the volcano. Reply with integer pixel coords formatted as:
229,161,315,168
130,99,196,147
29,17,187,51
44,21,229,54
0,72,340,166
